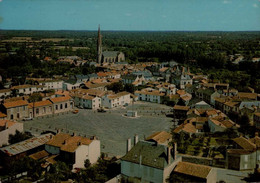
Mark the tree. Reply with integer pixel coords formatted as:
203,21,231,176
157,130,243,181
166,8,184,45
107,82,124,93
124,83,136,93
28,93,42,103
9,130,32,144
45,161,71,183
84,159,91,168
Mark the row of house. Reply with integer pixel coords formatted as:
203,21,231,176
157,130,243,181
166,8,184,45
0,95,74,120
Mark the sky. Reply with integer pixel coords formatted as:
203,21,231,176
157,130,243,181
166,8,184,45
0,0,259,31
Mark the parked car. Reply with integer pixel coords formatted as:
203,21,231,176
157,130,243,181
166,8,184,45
97,108,106,113
73,109,79,114
22,117,33,121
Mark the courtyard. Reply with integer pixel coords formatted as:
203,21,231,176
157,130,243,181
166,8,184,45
23,102,173,156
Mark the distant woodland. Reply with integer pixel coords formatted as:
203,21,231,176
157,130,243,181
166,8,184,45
0,30,259,92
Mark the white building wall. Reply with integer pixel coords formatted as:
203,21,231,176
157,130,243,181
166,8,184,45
40,81,64,90
121,161,164,183
63,82,81,91
74,145,89,169
88,140,101,164
0,122,23,147
0,91,11,98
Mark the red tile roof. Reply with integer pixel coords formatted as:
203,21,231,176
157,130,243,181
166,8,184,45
3,100,28,108
50,96,71,104
174,162,211,179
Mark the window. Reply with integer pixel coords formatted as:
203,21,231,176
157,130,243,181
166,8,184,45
56,105,58,110
244,155,248,162
17,113,20,119
60,104,63,109
10,114,13,120
65,103,67,108
36,108,39,114
43,107,46,113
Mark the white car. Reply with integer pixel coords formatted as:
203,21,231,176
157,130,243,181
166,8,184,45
22,117,33,121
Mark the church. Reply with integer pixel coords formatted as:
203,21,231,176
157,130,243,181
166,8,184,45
97,25,125,65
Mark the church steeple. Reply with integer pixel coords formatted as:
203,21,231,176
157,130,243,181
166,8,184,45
97,25,102,64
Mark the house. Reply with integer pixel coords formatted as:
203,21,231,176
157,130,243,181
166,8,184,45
0,89,12,99
45,133,100,169
180,73,193,89
49,96,74,114
227,135,260,171
173,105,190,121
208,117,239,133
0,120,23,147
0,133,52,168
121,140,179,183
11,85,37,96
84,81,109,91
0,100,29,120
103,92,130,109
28,100,53,118
121,74,147,86
38,79,64,90
195,101,212,110
73,94,101,109
254,113,260,129
186,117,208,133
146,131,172,145
156,83,176,95
63,79,83,91
173,122,198,135
135,89,165,104
173,161,216,183
237,92,258,101
132,70,154,81
222,88,238,97
195,88,215,105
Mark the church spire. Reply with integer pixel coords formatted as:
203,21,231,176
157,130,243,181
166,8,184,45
97,25,102,64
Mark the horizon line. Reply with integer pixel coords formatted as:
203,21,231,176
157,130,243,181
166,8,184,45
1,29,260,32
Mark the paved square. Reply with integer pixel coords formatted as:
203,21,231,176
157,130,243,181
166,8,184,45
23,102,173,156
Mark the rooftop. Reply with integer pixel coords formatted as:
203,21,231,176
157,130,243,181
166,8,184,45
0,133,52,156
174,161,212,179
121,141,169,169
3,100,28,108
46,133,93,153
146,131,171,144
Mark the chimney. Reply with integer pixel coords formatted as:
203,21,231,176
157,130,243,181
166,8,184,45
78,141,82,146
167,146,172,164
5,121,8,130
63,139,68,145
173,142,177,160
126,138,131,153
134,134,139,145
91,135,97,140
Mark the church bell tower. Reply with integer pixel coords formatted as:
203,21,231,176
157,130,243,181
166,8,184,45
97,25,102,64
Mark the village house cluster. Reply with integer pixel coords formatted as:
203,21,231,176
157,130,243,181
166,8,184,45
0,28,259,182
